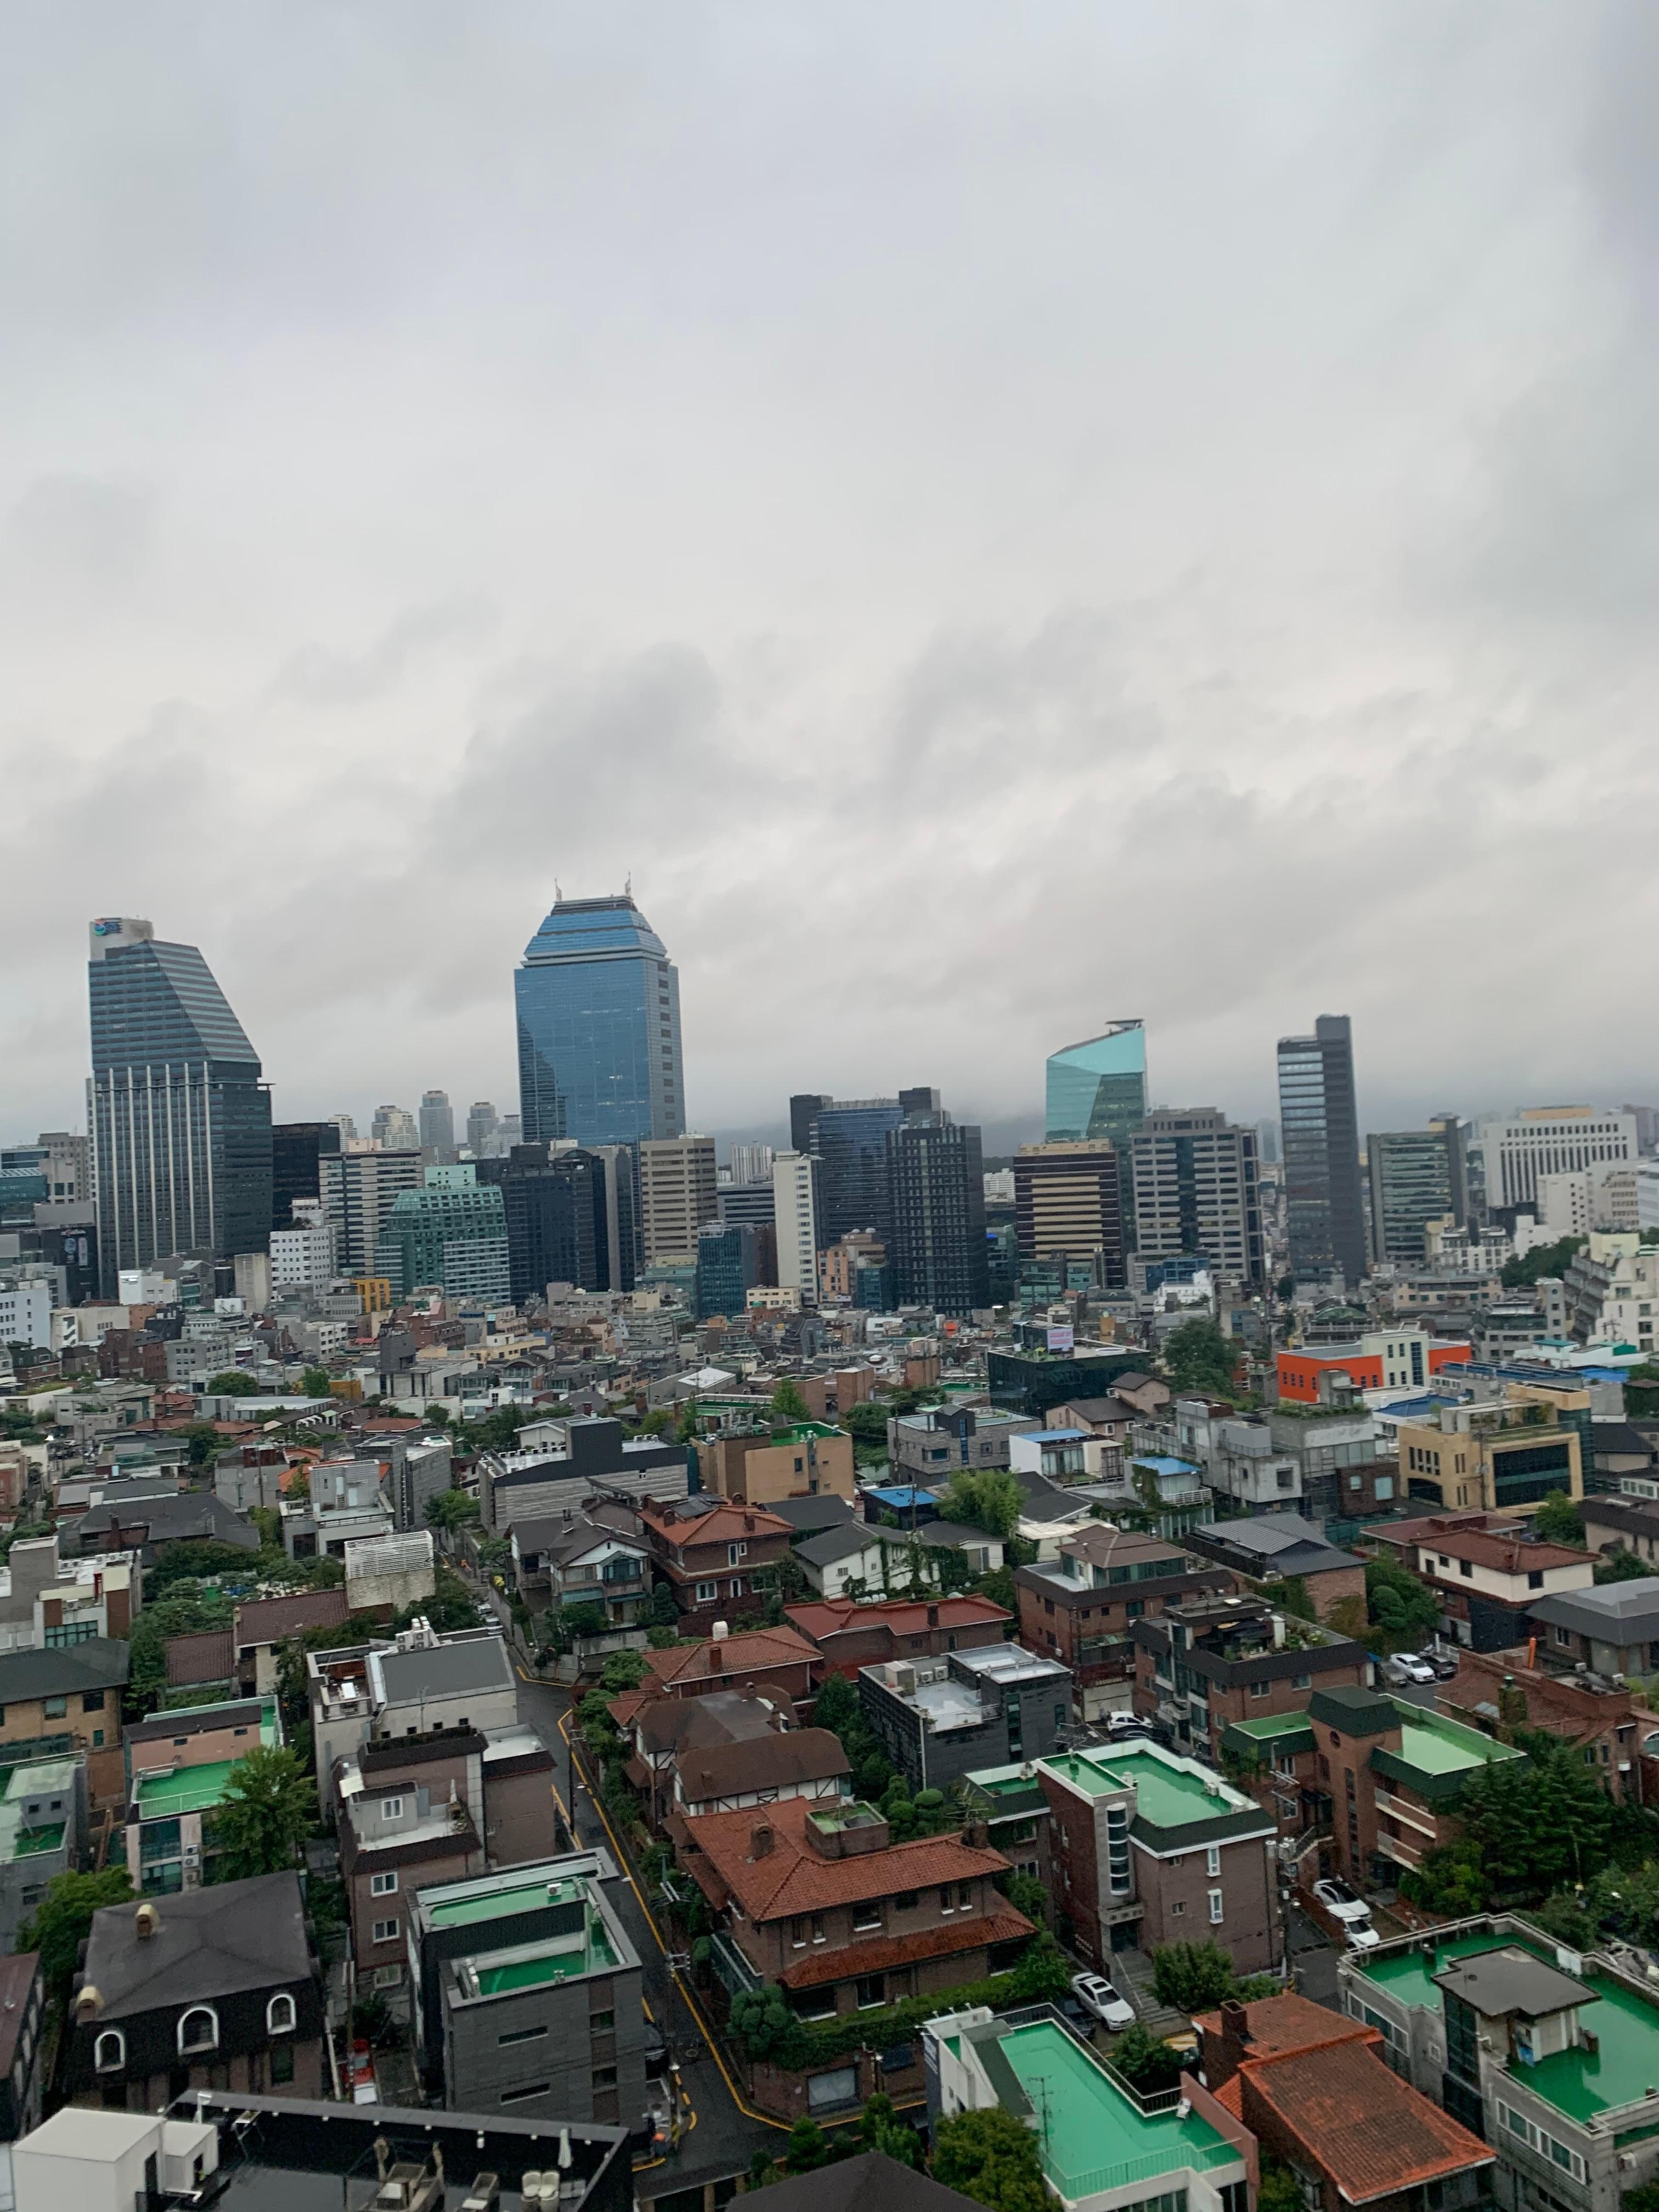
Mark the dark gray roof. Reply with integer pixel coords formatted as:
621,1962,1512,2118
1527,1579,1659,1643
73,1489,259,1551
637,1688,792,1754
770,1495,858,1536
796,1525,881,1567
1592,1424,1659,1465
755,2153,984,2212
512,1514,646,1565
374,1633,512,1707
0,1637,129,1700
918,1520,1000,1548
83,1872,313,2019
1193,1513,1362,1575
1434,1946,1590,2021
128,1698,267,1746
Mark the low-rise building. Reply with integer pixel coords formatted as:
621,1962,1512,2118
304,1622,521,1819
858,1644,1073,1793
1017,1527,1235,1721
66,1875,325,2108
0,1535,138,1654
0,1952,46,2186
1581,1490,1659,1561
408,1855,646,2131
1397,1401,1583,1516
0,1637,127,1809
617,1685,797,1827
479,1415,691,1534
1197,1991,1493,2212
1439,1645,1647,1801
637,1494,795,1633
786,1594,1012,1680
959,1763,1053,1888
887,1405,1041,1481
695,1421,857,1507
1276,1330,1472,1404
613,1624,822,1715
1341,1919,1659,2212
509,1506,649,1632
1185,1514,1367,1621
1132,1592,1370,1766
1525,1576,1659,1679
1394,1522,1595,1651
923,2002,1252,2212
1039,1740,1279,1972
125,1697,283,1895
0,1758,83,1953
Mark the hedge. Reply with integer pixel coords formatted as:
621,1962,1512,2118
791,1966,1022,2067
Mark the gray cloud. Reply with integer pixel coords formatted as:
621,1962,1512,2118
2,3,1656,1151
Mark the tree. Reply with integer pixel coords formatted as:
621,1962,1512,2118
771,1379,811,1424
728,1985,809,2070
999,1871,1049,1927
1592,1861,1659,1945
931,2106,1048,2212
1150,1940,1238,2012
1455,1736,1612,1900
841,1400,893,1469
601,1649,648,1691
1364,1554,1440,1649
206,1371,266,1396
559,1600,608,1640
127,1582,234,1714
936,1469,1024,1541
674,1397,701,1443
426,1488,482,1533
1399,1837,1488,1918
860,2091,922,2168
782,2116,832,2172
1111,2024,1184,2093
20,1866,135,1990
1502,1234,1585,1291
649,1579,680,1627
301,1366,333,1399
1160,1319,1241,1400
212,1745,317,1878
177,1421,225,1468
146,1539,267,1600
1008,1932,1071,2002
1597,1549,1652,1585
1526,1890,1598,1949
1258,2159,1305,2212
1533,1491,1586,1548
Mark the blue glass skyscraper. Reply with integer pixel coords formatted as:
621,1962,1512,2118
1045,1022,1148,1144
87,916,272,1294
514,894,684,1147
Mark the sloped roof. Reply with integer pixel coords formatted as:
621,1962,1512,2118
0,1637,129,1700
754,2152,985,2212
165,1630,236,1687
643,1627,819,1689
1238,2029,1492,2204
234,1588,349,1648
1421,1529,1590,1576
682,1793,1013,1922
785,1594,1011,1645
676,1727,851,1803
795,1525,882,1567
638,1496,793,1545
635,1688,794,1755
776,1908,1032,1990
82,1872,313,2019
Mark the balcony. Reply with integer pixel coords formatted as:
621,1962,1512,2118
1374,1830,1423,1870
1372,1789,1440,1841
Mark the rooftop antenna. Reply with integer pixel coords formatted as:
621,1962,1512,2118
624,871,633,898
554,878,563,901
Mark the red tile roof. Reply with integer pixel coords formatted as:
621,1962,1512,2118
1193,1993,1354,2059
234,1587,349,1647
1239,2029,1492,2204
1420,1530,1592,1576
639,1497,794,1547
785,1595,1011,1645
680,1794,1014,1922
641,1626,819,1691
165,1629,235,1687
777,1908,1034,1989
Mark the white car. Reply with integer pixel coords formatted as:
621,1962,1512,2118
1312,1877,1372,1927
1071,1972,1136,2030
1344,1921,1381,1951
1383,1652,1436,1686
1106,1712,1154,1737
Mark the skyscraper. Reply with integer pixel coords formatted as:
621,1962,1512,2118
1367,1125,1460,1266
638,1135,718,1264
419,1091,456,1160
485,1144,610,1302
1127,1110,1264,1285
515,892,684,1147
319,1147,423,1274
789,1095,832,1156
87,917,273,1296
772,1151,820,1299
371,1104,420,1150
804,1098,902,1244
466,1101,498,1154
1277,1014,1365,1285
271,1121,342,1233
1045,1022,1147,1145
374,1165,510,1304
886,1113,988,1316
1013,1142,1125,1284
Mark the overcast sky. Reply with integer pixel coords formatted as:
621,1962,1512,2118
3,4,1655,1158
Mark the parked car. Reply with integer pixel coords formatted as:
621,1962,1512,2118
1426,1647,1459,1680
1312,1877,1372,1926
1382,1652,1436,1686
1071,1972,1136,2030
1344,1921,1381,1951
1107,1709,1153,1734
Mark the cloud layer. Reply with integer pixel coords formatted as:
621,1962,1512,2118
2,4,1655,1150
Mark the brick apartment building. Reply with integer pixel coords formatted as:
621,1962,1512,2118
637,1496,794,1632
1440,1646,1648,1802
785,1595,1011,1680
1015,1526,1235,1721
1131,1592,1370,1767
693,1422,856,1508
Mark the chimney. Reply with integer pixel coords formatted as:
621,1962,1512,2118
134,1903,161,1942
750,1820,775,1859
710,1639,726,1674
1220,1999,1249,2041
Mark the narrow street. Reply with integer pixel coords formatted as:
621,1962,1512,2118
512,1665,780,2196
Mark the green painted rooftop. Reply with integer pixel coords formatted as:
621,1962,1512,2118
133,1758,241,1818
1514,1974,1659,2125
13,1822,64,1857
427,1874,589,1929
1395,1712,1519,1778
1043,1746,1253,1831
998,2020,1239,2201
1228,1712,1318,1742
1355,1932,1547,2013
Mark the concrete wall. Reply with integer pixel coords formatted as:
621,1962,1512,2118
444,1959,645,2132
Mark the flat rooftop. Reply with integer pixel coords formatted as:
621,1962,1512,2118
996,2019,1239,2200
426,1872,591,1930
133,1758,241,1819
1041,1745,1257,1832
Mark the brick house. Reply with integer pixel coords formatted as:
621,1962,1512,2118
1015,1526,1235,1721
1438,1646,1647,1802
1197,1993,1493,2212
612,1626,823,1720
784,1595,1011,1681
0,1638,127,1809
616,1684,803,1828
1390,1523,1595,1652
636,1496,794,1632
675,1795,1031,2027
1131,1591,1370,1767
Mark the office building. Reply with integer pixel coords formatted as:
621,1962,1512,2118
373,1166,510,1304
695,1223,760,1320
87,917,272,1297
789,1092,832,1155
370,1104,419,1150
1368,1124,1460,1265
1044,1020,1147,1144
886,1114,988,1315
483,1144,610,1302
418,1090,456,1159
515,891,684,1147
269,1209,337,1293
319,1147,422,1274
465,1100,498,1154
639,1134,717,1263
269,1121,340,1234
727,1142,774,1186
1277,1013,1365,1284
802,1098,898,1244
1127,1109,1264,1285
772,1149,819,1297
1472,1107,1638,1221
1013,1141,1124,1284
589,1144,640,1293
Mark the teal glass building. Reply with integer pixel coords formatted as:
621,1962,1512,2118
87,917,272,1294
374,1166,510,1303
514,894,684,1148
1044,1022,1147,1144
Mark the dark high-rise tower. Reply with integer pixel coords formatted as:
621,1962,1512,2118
515,893,684,1148
480,1144,611,1303
271,1120,341,1232
886,1111,988,1316
1277,1013,1365,1285
87,917,272,1294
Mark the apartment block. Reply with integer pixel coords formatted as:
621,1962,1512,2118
1132,1592,1369,1765
1017,1527,1235,1720
1128,1109,1266,1286
639,1136,718,1265
857,1644,1072,1792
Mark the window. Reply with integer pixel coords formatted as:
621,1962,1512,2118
178,2007,218,2055
791,1917,808,1948
42,1697,66,1719
1250,1680,1269,1700
939,1887,955,1915
374,1964,403,1989
1497,2103,1586,2183
695,1581,719,1602
370,1871,399,1897
590,2011,614,2031
853,1903,883,1932
1528,1571,1544,1590
1170,1900,1185,1916
372,1918,399,1944
1206,1846,1221,1876
94,2028,125,2073
957,1883,973,1910
267,1994,296,2035
811,1914,825,1943
270,2041,295,2085
856,1974,885,2010
500,2025,548,2047
592,2064,619,2088
501,2081,552,2104
380,1797,404,1821
894,1891,918,1911
1209,1888,1224,1923
82,1691,105,1712
1459,1560,1473,1579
